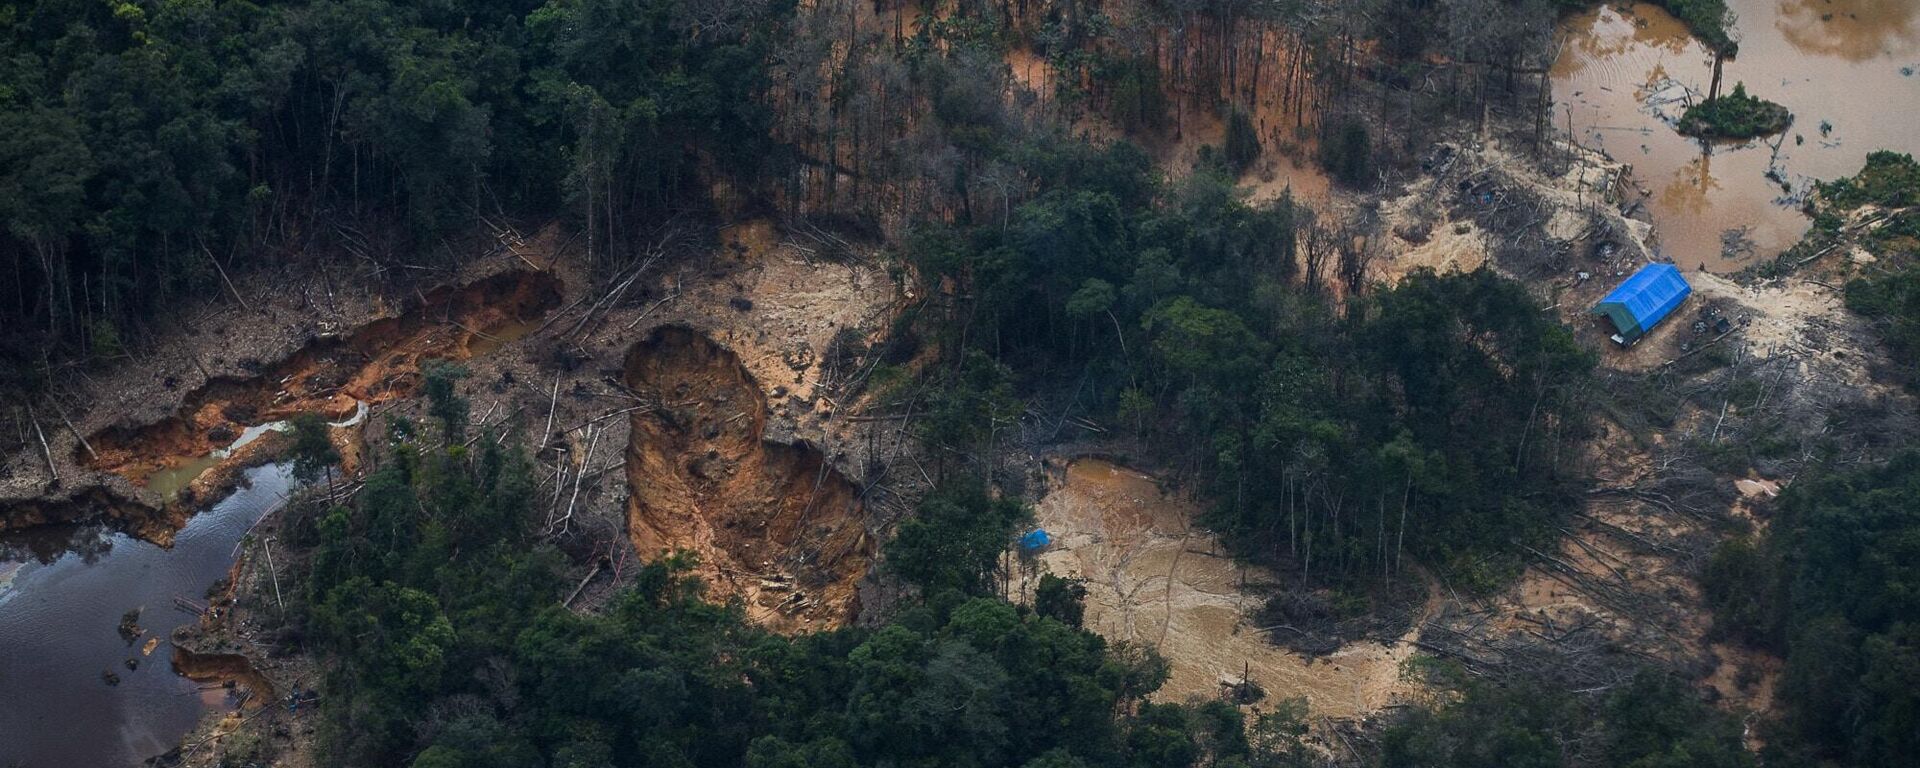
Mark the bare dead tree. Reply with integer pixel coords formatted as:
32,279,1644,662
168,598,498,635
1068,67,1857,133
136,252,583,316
1336,217,1379,296
1300,215,1337,296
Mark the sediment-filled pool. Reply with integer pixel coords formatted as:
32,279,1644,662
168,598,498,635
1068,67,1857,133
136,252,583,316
1553,0,1920,270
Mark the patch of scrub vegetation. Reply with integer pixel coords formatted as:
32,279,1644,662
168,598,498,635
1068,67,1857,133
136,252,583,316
1222,108,1263,175
1819,150,1920,210
1097,55,1169,135
1831,152,1920,384
1845,267,1920,385
1319,115,1374,188
1678,84,1792,140
1645,0,1737,53
1381,661,1753,767
1701,452,1920,765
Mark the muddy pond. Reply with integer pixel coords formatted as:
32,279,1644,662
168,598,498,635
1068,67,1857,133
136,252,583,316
0,465,293,768
1019,458,1427,719
1553,0,1920,270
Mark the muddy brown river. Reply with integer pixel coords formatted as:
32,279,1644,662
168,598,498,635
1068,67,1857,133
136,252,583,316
1554,0,1920,270
0,465,293,767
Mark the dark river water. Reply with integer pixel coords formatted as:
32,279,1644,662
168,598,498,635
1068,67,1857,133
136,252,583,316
0,464,292,768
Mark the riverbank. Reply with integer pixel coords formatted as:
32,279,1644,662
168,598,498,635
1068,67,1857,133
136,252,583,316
122,215,907,766
0,230,552,538
0,464,295,767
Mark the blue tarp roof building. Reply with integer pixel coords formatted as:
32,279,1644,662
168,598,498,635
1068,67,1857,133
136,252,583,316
1591,263,1691,344
1020,529,1052,550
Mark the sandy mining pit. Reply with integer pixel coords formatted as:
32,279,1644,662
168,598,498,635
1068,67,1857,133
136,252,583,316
172,647,277,710
622,326,874,631
1019,458,1428,720
79,270,562,503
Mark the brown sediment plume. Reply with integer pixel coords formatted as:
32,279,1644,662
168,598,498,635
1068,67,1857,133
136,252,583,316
1552,0,1920,270
622,326,873,632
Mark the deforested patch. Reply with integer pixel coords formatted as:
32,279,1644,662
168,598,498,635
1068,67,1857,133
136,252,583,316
81,270,563,495
622,326,872,631
1019,457,1433,719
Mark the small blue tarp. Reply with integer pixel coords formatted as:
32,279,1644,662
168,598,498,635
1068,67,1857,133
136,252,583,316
1020,529,1052,550
1591,263,1691,344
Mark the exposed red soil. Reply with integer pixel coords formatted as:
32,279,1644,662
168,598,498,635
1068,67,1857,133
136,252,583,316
623,326,873,631
171,647,276,711
83,270,563,490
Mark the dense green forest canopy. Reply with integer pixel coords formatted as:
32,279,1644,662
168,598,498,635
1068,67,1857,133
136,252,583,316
1380,662,1752,768
1705,452,1920,767
898,140,1596,594
280,381,1746,768
15,0,1920,764
0,0,785,371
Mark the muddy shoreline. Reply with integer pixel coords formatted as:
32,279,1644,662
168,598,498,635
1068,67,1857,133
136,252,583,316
49,219,906,767
0,262,566,541
0,463,298,768
1553,0,1920,269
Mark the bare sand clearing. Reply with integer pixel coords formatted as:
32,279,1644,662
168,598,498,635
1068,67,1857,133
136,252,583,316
1020,458,1426,719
